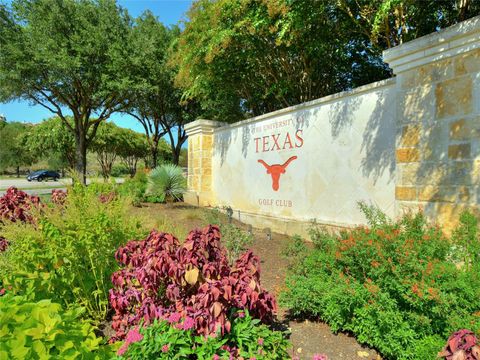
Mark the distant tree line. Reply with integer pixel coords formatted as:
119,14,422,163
0,117,173,179
0,0,478,183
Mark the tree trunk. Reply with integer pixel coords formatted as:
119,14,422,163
75,131,87,185
16,166,20,178
172,147,180,165
151,139,159,169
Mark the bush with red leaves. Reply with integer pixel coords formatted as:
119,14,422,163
0,187,40,252
109,225,277,340
51,189,67,205
0,237,8,252
99,191,117,203
439,330,480,360
0,187,40,223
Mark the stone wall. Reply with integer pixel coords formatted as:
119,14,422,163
384,15,480,233
185,16,480,236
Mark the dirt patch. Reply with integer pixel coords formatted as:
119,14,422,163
129,202,381,360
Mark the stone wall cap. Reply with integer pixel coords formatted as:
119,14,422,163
185,119,226,135
384,15,480,73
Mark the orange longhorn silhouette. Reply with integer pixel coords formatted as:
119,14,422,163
257,156,297,191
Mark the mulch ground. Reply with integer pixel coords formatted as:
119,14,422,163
129,202,381,360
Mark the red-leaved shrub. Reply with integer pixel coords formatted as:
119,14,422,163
0,187,40,223
0,187,40,252
0,237,8,252
439,329,480,360
51,189,67,205
109,225,277,340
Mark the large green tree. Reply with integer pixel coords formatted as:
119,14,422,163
116,128,149,176
0,122,36,176
0,0,132,184
175,0,480,121
26,116,77,174
123,11,199,166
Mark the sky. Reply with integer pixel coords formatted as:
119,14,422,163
0,0,193,133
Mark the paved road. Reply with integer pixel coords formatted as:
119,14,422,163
0,178,124,195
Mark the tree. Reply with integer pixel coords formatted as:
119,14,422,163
338,0,480,50
123,11,199,166
116,128,149,176
26,116,77,174
174,0,480,121
90,122,123,179
0,0,132,184
0,122,36,176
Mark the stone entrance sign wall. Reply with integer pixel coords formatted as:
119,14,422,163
185,16,480,235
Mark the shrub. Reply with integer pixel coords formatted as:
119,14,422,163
116,311,291,359
281,205,480,360
438,329,480,360
205,207,254,263
51,189,67,205
117,171,148,205
109,225,276,340
145,164,186,203
0,186,40,223
0,237,8,252
0,293,114,359
0,183,144,321
0,187,41,254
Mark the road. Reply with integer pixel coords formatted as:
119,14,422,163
0,178,124,195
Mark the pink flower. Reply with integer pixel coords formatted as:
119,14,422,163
125,327,143,343
162,344,169,353
238,311,245,318
168,312,182,323
313,354,328,360
117,343,128,356
257,338,264,346
183,316,195,330
116,327,144,356
212,355,220,360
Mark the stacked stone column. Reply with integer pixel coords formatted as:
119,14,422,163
384,16,480,232
184,120,224,207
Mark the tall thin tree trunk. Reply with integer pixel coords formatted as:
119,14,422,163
151,138,159,168
16,166,20,178
75,131,87,185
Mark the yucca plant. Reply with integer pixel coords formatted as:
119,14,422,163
146,164,187,203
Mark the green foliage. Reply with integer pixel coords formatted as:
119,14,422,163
25,116,76,170
0,0,134,181
145,164,187,203
0,121,36,173
123,11,196,166
281,206,480,360
0,183,144,321
117,170,148,206
204,207,254,263
452,210,480,271
282,234,308,267
117,312,290,359
0,293,114,359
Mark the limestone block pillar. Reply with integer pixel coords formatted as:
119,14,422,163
184,119,225,207
384,16,480,232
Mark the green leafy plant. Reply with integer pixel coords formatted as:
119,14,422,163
281,206,480,360
116,311,290,359
145,164,186,203
452,211,480,271
204,207,254,263
0,183,144,321
0,293,114,359
117,170,148,206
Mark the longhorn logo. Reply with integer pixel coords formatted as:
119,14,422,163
257,156,297,191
